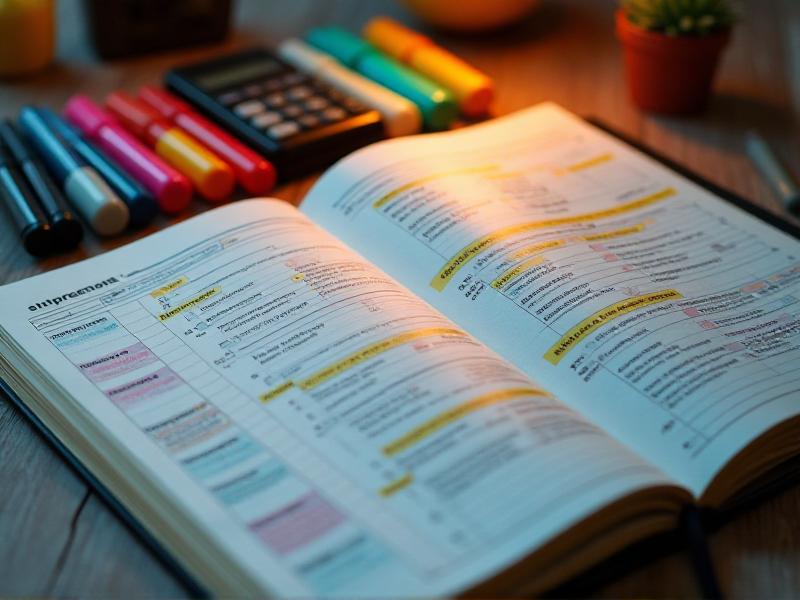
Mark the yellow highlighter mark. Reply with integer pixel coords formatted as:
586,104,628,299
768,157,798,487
150,276,188,298
562,152,614,174
379,473,414,497
299,327,466,391
260,381,295,403
383,387,550,457
580,222,647,242
292,273,305,282
491,256,545,289
544,289,683,365
373,165,500,209
157,287,220,321
509,239,564,261
431,187,676,292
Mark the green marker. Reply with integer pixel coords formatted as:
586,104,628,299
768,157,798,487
306,27,458,131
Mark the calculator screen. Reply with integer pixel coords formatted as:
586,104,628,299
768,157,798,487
195,57,283,91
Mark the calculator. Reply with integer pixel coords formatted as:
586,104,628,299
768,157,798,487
165,48,384,180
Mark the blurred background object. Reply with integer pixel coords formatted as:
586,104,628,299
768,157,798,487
82,0,232,59
402,0,540,32
616,0,735,114
0,0,55,77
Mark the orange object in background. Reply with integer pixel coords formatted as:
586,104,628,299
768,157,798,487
106,91,236,202
0,0,54,77
364,17,494,116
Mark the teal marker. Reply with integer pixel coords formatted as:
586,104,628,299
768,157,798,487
306,27,457,130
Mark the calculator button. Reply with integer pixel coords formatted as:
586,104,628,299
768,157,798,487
267,121,300,140
251,111,282,129
343,98,368,114
321,106,347,123
265,92,288,108
303,96,329,112
282,104,303,118
287,85,312,101
218,90,244,106
324,87,347,103
263,78,283,92
298,114,321,129
234,100,265,118
281,72,307,87
244,83,263,97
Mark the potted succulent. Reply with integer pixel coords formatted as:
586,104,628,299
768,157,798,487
616,0,735,114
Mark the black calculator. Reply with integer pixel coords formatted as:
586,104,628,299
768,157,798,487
165,48,384,180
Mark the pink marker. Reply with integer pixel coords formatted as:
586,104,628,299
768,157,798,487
64,95,192,214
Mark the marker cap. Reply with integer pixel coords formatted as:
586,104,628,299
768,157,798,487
0,119,83,250
64,95,192,214
364,17,494,117
306,27,458,130
138,86,277,195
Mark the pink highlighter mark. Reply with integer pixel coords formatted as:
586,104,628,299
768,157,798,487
250,491,345,555
683,307,701,317
105,366,183,409
76,342,158,383
741,281,766,293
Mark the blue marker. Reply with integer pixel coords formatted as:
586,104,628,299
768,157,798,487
18,106,129,236
42,109,158,229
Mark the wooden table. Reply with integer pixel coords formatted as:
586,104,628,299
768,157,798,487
2,0,799,596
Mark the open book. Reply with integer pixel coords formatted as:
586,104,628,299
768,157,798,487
2,103,799,597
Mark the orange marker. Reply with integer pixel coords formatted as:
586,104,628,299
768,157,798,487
363,17,494,117
105,91,235,202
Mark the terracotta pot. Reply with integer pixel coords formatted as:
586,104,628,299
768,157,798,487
615,9,731,114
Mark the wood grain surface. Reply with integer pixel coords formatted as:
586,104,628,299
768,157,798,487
1,0,798,596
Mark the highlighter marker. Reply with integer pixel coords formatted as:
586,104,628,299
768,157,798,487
363,18,494,117
106,91,235,202
138,86,276,196
18,107,129,237
64,95,192,215
306,27,458,130
42,110,158,229
0,138,54,257
277,38,421,138
0,120,83,251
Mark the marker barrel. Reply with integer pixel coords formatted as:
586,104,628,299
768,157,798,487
745,131,800,212
0,120,83,250
18,106,129,237
106,91,235,202
277,39,421,138
364,17,494,117
0,141,54,257
64,95,192,214
306,27,458,131
43,110,158,228
138,86,277,195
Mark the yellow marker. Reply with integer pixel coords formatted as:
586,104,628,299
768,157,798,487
106,91,236,202
364,17,494,117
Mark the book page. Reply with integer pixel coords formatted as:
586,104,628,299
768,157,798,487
0,199,675,597
301,103,800,498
